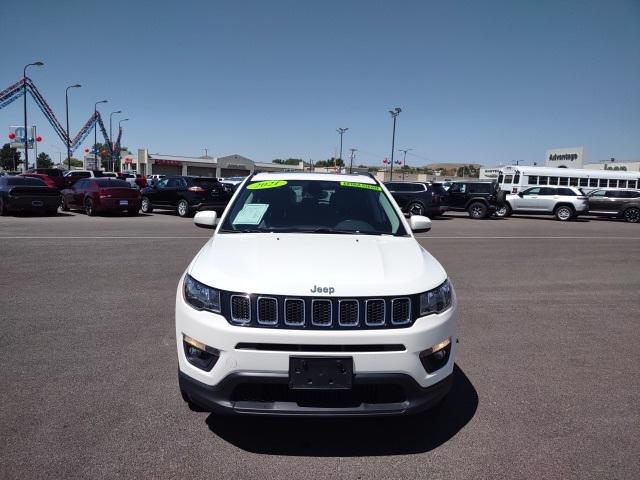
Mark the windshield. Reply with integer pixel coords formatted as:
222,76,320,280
219,179,406,236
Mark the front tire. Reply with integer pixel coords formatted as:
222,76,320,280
141,196,153,213
467,202,488,219
60,197,69,212
177,199,191,218
554,205,574,221
85,198,96,217
623,207,640,223
407,202,425,216
495,203,512,217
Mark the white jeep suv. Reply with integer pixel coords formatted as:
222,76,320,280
176,173,458,416
497,186,589,221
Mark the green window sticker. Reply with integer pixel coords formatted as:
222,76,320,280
233,203,269,225
247,180,288,190
339,181,382,192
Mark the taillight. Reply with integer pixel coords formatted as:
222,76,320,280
99,188,111,198
187,186,206,192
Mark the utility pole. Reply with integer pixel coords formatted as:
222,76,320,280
398,148,412,180
348,148,357,174
336,127,348,169
94,100,108,170
388,108,401,181
65,84,81,171
109,110,122,171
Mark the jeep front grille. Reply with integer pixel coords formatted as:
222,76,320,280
223,292,423,329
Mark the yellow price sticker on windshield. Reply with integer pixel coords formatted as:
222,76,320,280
339,181,382,192
247,180,288,190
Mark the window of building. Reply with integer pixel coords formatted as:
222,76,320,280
628,180,637,189
618,180,627,188
569,178,579,186
504,175,513,184
599,179,608,187
589,178,598,187
608,179,618,188
528,175,538,185
549,176,558,185
579,178,588,187
559,177,568,186
538,176,548,185
513,174,520,184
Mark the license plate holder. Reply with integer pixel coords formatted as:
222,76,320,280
288,357,353,390
119,200,128,206
31,200,43,207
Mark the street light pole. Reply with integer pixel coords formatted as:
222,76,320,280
388,108,401,181
117,118,129,170
348,148,357,174
23,61,44,171
94,100,108,170
398,148,412,180
109,110,122,171
336,127,348,169
65,84,81,171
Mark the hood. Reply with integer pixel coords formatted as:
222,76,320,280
188,233,447,297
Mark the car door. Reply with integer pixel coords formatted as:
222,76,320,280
587,190,609,212
448,183,466,209
152,178,170,205
70,180,86,207
517,187,542,210
167,177,187,206
540,187,564,212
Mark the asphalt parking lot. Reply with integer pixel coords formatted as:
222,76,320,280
1,211,639,479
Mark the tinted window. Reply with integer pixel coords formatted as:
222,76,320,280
569,178,579,186
608,179,618,188
513,174,520,183
589,178,598,187
192,178,221,189
430,184,448,195
629,180,637,189
450,183,466,193
538,176,548,185
167,178,183,188
558,188,576,196
523,187,541,195
96,179,131,188
7,177,46,186
385,183,399,191
589,190,606,197
497,174,503,183
156,179,169,188
528,175,538,185
579,178,588,187
549,176,558,185
393,183,411,192
504,175,513,184
618,180,627,188
468,183,491,193
559,177,568,186
539,187,556,195
72,171,91,178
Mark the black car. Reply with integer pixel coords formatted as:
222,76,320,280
140,176,232,217
447,181,505,219
384,181,449,217
0,176,61,216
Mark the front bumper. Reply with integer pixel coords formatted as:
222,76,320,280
176,277,458,415
179,370,452,416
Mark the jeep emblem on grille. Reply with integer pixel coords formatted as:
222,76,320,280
310,285,335,294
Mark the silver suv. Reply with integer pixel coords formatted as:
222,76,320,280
498,186,588,221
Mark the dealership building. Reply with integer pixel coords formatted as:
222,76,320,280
117,149,304,177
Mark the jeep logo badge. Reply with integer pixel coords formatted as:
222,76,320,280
310,285,335,294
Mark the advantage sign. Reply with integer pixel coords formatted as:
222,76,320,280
9,126,35,149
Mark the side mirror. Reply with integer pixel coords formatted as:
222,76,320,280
517,192,524,197
194,210,217,229
409,215,431,233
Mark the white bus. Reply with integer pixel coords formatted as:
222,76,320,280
497,165,640,195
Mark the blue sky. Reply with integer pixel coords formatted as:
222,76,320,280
1,0,639,166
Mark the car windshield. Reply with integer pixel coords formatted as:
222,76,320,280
219,179,407,236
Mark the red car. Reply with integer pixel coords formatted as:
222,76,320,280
61,178,141,216
20,169,76,190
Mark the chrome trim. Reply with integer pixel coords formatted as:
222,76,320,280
338,299,359,327
311,299,332,327
365,298,386,326
391,297,412,325
256,296,278,325
230,294,251,324
284,298,305,326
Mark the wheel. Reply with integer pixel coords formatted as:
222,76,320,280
0,198,6,216
85,198,95,216
127,208,139,216
60,197,69,212
141,196,153,213
623,207,640,223
407,202,425,216
495,203,512,217
554,205,574,221
467,202,488,219
177,199,192,218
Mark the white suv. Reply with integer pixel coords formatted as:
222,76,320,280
176,173,458,416
497,186,589,221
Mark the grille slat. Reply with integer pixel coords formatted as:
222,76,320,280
391,298,411,325
230,295,251,324
311,299,332,327
257,297,278,325
284,298,305,326
365,299,386,326
339,300,359,327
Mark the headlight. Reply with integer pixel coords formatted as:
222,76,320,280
419,279,453,316
183,274,221,313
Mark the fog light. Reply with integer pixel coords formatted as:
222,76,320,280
419,338,452,374
183,334,219,371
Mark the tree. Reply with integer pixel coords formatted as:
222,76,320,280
68,157,83,168
92,143,112,170
273,158,304,165
315,157,344,168
36,152,53,168
0,143,22,171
